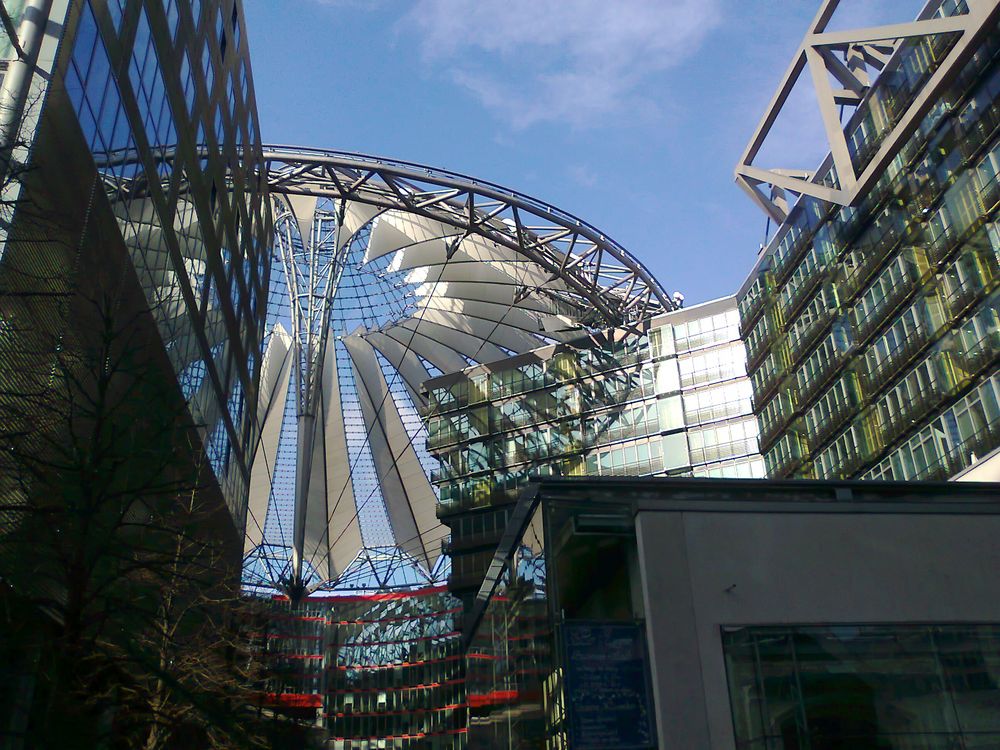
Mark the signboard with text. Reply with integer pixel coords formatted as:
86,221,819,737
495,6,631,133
562,620,657,749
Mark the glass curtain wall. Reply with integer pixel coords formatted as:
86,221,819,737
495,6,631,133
251,588,467,749
724,624,1000,749
60,0,270,520
466,498,656,750
426,300,762,606
325,587,466,750
741,12,1000,481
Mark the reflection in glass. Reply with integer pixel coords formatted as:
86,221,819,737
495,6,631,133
724,624,1000,749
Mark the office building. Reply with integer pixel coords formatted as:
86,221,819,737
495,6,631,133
424,295,761,608
252,596,329,722
0,0,269,529
466,476,1000,749
0,0,270,744
252,583,466,749
650,296,763,479
325,586,466,750
735,0,1000,481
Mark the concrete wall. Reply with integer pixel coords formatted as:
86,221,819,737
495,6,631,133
635,509,1000,748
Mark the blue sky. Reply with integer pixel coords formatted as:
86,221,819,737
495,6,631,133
243,0,920,306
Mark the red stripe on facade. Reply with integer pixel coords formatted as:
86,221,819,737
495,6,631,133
272,586,449,604
257,692,323,708
468,690,518,708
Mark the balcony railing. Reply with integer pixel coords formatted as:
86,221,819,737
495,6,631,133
788,309,838,367
849,32,958,171
746,328,775,371
426,431,466,452
978,171,1000,221
430,467,452,484
839,235,902,302
945,275,992,321
876,386,949,450
758,417,795,456
752,367,787,410
853,280,915,346
956,330,1000,379
772,234,814,288
908,418,1000,481
922,174,1000,269
906,172,944,215
822,445,874,481
925,222,964,266
739,289,770,338
797,349,851,409
782,271,826,324
858,326,934,398
967,96,1000,151
767,443,806,479
436,484,517,518
809,395,858,451
757,389,800,454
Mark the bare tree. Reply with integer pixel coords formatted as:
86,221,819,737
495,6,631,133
0,40,301,747
0,265,276,748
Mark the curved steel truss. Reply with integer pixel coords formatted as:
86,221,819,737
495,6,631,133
262,146,671,329
242,544,444,595
246,147,671,595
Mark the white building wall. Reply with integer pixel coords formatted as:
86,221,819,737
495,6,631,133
650,295,764,478
635,506,1000,748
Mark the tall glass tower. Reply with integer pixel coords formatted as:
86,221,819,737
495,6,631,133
735,0,1000,481
0,0,269,535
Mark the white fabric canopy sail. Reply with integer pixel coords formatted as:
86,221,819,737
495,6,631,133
244,148,672,593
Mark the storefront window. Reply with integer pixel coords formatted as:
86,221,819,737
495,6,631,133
724,624,1000,750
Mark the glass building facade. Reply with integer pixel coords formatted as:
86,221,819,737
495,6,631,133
253,597,329,721
424,296,761,607
465,476,1000,750
465,497,657,750
325,587,466,750
724,623,1000,749
1,0,270,525
253,587,467,749
739,4,1000,482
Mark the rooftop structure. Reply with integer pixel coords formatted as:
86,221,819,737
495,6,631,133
467,476,1000,749
241,147,674,596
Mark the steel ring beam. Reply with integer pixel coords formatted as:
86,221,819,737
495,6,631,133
262,145,673,329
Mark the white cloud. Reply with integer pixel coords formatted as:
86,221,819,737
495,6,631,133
399,0,722,129
568,164,598,188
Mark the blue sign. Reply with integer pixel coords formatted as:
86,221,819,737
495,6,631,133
562,621,657,749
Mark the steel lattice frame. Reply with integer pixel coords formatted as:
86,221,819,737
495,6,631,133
250,147,674,597
735,0,1000,223
262,146,672,330
271,194,350,591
